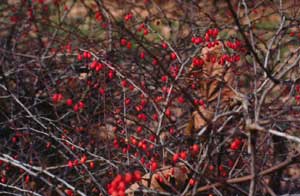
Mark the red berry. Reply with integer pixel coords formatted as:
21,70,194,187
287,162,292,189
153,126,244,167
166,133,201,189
189,178,196,186
162,42,168,49
133,170,142,181
205,33,210,42
218,165,224,172
228,160,234,167
140,52,145,59
95,63,103,72
89,161,95,169
180,151,187,160
80,155,87,164
46,142,52,149
121,80,127,87
177,96,185,103
118,181,126,191
161,75,168,83
90,60,98,70
111,191,118,196
152,113,158,121
25,175,30,183
191,37,196,43
230,139,242,151
173,153,179,163
169,127,175,135
124,172,133,184
126,42,132,49
152,58,158,65
165,108,171,117
295,95,300,101
118,190,125,196
125,98,131,105
77,54,82,61
140,157,145,164
120,38,127,46
52,94,59,103
66,99,73,106
78,101,85,109
114,174,123,183
141,143,147,151
73,159,79,166
191,144,200,154
143,28,149,35
99,88,105,95
1,176,7,184
130,137,137,145
150,161,158,172
73,104,79,112
12,136,17,143
68,160,73,168
170,52,177,60
136,126,143,134
212,28,219,37
65,189,73,196
221,171,227,177
108,70,115,79
155,175,163,183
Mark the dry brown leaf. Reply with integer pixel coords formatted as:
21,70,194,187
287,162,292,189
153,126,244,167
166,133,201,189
186,43,236,136
200,44,235,103
126,164,189,195
88,124,115,141
192,106,214,131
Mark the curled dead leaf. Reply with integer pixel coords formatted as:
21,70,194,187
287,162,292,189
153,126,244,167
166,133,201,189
185,43,237,136
126,164,189,196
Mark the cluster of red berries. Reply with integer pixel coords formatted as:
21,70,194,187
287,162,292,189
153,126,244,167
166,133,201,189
173,144,200,163
124,13,133,21
90,60,104,72
191,36,203,45
137,23,149,36
77,51,92,61
205,28,219,40
120,38,132,49
73,101,85,112
52,93,63,103
219,54,240,65
83,51,92,59
218,165,228,177
52,94,84,112
192,57,204,67
191,28,219,46
107,170,142,196
67,154,95,169
226,40,242,50
193,99,205,106
289,31,300,38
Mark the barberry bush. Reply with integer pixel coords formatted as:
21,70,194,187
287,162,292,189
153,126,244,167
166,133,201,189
1,0,300,195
